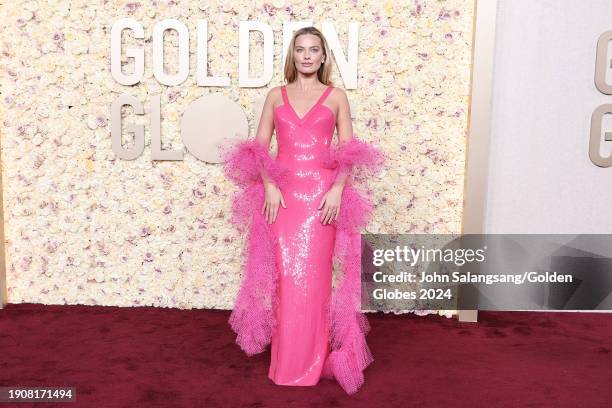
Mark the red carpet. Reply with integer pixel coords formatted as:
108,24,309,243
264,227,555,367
1,303,611,407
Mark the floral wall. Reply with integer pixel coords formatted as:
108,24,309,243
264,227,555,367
0,0,474,318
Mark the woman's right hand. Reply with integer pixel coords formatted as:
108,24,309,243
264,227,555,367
262,182,286,224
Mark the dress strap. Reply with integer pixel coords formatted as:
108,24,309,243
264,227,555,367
281,85,290,105
282,84,333,107
317,85,334,106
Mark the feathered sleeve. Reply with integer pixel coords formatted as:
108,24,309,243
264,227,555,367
218,138,288,356
320,134,387,395
218,138,289,232
219,138,289,190
324,135,386,186
322,135,387,232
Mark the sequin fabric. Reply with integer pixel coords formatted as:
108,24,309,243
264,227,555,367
267,85,338,386
220,84,386,395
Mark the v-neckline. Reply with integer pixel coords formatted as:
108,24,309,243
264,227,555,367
282,85,332,125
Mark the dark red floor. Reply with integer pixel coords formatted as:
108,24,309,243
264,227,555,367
0,303,611,408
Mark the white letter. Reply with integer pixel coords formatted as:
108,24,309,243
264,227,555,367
321,22,359,89
153,19,190,86
196,20,230,87
111,18,144,85
150,94,183,161
111,94,145,160
239,21,274,87
590,104,612,167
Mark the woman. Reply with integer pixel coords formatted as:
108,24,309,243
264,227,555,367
220,26,385,394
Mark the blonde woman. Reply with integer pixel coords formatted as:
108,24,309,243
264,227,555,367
220,26,385,394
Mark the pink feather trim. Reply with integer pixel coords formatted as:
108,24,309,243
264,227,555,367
321,135,385,394
219,138,285,355
219,138,290,190
220,135,386,394
323,135,386,184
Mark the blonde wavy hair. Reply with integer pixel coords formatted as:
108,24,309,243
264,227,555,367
283,27,333,85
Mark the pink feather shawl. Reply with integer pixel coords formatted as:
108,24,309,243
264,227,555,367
219,135,386,394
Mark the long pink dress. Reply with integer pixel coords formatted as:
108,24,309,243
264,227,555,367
220,84,386,395
267,85,337,385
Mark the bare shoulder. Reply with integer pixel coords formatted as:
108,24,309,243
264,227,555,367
266,86,283,107
330,86,348,100
330,86,349,108
267,86,283,98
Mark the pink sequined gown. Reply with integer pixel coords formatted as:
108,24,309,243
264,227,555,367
220,84,385,395
267,85,337,385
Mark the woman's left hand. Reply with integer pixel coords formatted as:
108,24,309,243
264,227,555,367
318,184,343,224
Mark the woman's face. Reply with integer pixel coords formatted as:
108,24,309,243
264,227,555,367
293,34,325,74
